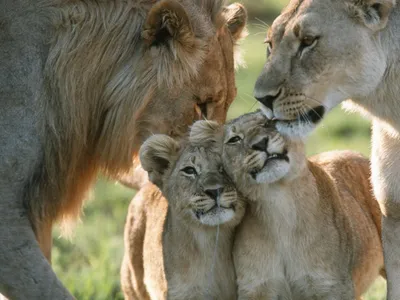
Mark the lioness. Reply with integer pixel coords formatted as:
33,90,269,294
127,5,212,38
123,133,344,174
194,111,385,299
253,0,400,297
121,129,245,300
0,0,246,298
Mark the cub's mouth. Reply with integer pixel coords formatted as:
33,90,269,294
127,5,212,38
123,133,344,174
250,150,289,179
194,204,234,219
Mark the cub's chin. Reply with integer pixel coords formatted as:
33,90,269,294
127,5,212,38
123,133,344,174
193,206,236,226
260,105,325,138
249,152,290,184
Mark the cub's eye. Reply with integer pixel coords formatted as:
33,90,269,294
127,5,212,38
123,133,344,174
300,36,318,49
181,166,197,176
227,136,242,144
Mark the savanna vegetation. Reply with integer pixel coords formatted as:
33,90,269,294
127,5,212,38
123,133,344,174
51,0,385,299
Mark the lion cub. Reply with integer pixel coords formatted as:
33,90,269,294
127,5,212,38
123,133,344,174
121,125,245,300
194,111,384,299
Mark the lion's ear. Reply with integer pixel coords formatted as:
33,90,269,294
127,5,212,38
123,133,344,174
139,135,180,188
351,0,395,31
223,3,248,41
189,120,222,150
143,0,194,48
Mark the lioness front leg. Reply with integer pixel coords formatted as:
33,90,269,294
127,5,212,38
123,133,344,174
371,121,400,299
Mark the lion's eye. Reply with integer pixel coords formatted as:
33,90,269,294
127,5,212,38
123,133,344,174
181,166,197,176
227,136,242,144
264,39,272,57
300,36,318,49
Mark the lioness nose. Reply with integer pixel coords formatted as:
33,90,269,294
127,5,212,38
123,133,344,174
205,187,224,201
252,138,268,152
255,88,282,111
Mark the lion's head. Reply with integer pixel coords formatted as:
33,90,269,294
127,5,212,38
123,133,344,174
253,0,394,137
37,0,247,224
139,131,245,227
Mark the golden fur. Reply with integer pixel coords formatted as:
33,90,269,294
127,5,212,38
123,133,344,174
253,0,400,296
121,128,245,299
30,0,246,248
193,111,384,299
0,0,246,298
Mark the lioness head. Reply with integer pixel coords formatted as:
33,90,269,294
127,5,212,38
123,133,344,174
139,130,245,227
253,0,394,137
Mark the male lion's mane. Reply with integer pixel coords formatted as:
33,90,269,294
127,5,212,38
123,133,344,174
25,0,225,231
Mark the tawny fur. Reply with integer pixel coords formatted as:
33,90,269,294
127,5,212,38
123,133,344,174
194,112,385,299
121,130,245,300
0,0,246,298
254,0,400,297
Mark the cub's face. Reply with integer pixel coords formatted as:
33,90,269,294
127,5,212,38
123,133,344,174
221,111,306,193
139,135,245,227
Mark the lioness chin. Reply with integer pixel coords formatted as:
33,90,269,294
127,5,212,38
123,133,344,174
253,1,400,297
193,111,385,299
121,128,245,300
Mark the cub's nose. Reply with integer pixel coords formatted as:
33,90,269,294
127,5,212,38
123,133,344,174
254,88,282,111
251,138,268,152
205,187,224,201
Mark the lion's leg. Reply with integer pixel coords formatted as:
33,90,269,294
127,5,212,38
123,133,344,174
371,121,400,299
35,219,53,263
0,85,71,299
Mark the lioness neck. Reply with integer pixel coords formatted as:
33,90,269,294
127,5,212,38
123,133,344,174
163,207,237,299
354,7,400,129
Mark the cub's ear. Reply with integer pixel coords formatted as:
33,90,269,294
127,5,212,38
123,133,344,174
189,120,222,150
223,3,248,41
349,0,395,31
139,135,180,188
143,0,194,48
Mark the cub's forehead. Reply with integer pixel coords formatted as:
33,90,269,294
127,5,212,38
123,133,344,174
225,111,271,133
177,145,221,167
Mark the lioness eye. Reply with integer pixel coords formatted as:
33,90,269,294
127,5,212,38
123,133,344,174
227,136,242,144
181,166,197,176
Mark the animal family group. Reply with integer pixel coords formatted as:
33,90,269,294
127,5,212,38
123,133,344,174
2,0,400,299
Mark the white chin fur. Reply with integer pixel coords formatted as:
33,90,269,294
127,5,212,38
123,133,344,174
260,105,274,119
199,208,235,226
256,162,290,184
275,120,315,139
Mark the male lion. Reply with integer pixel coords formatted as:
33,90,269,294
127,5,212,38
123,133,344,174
0,0,246,298
195,111,385,299
253,0,399,297
121,127,245,299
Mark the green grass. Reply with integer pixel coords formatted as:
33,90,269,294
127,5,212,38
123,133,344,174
52,21,386,300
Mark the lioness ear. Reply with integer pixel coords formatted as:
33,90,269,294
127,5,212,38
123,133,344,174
189,120,222,149
143,0,194,48
139,135,180,188
223,3,248,41
351,0,395,31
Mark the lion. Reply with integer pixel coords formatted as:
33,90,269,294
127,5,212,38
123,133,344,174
0,0,247,298
252,0,400,297
120,126,246,300
193,111,385,299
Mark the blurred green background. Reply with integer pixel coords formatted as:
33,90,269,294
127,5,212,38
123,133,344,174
52,0,386,299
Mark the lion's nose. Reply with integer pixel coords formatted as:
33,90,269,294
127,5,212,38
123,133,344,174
205,187,224,201
255,88,282,111
251,138,268,152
